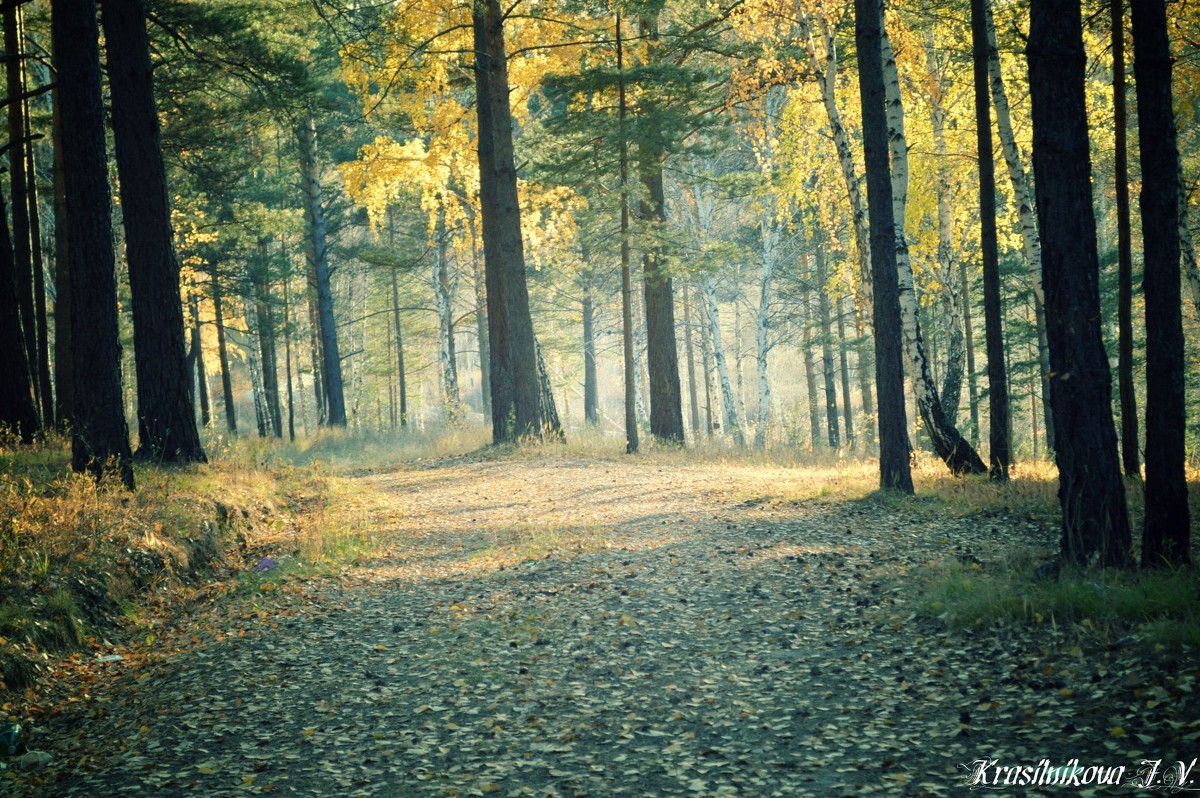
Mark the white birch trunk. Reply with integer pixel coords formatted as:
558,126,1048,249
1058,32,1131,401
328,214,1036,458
797,7,873,316
702,273,744,447
882,13,985,473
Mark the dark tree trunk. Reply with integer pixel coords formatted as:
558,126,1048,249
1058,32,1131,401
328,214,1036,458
835,293,856,450
1028,0,1132,566
473,0,557,442
282,268,296,441
25,67,53,428
971,0,1011,481
6,3,38,415
51,83,73,429
306,288,326,424
617,12,638,454
0,189,39,442
187,295,211,427
815,249,840,448
1113,0,1140,477
211,270,237,434
390,268,408,428
103,0,205,463
636,14,684,446
253,261,282,438
1132,0,1191,565
53,0,134,488
855,307,875,452
582,273,599,427
855,0,913,493
297,116,346,427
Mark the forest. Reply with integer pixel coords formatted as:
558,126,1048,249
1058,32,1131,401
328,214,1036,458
1,0,1199,794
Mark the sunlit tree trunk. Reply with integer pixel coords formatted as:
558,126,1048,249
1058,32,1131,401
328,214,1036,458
1029,0,1131,565
797,7,872,314
580,249,599,427
754,217,776,450
882,15,985,476
798,288,823,451
54,0,133,487
433,202,460,418
682,283,701,439
925,26,965,429
856,0,913,493
701,273,743,447
1132,0,1190,565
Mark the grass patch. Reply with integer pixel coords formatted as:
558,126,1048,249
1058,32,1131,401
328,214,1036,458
915,556,1200,652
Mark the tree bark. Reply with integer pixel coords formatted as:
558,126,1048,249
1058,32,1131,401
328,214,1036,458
54,0,134,488
881,14,986,476
473,0,557,441
754,217,776,450
24,62,52,428
282,268,296,441
581,266,599,427
433,201,460,418
297,115,346,427
800,296,823,451
636,14,685,446
187,294,211,428
855,0,913,493
616,12,638,453
390,267,408,428
835,293,856,450
971,0,1012,480
1131,0,1190,565
682,283,701,438
962,261,981,447
51,81,72,429
797,7,873,314
925,25,965,429
252,254,282,438
1028,0,1131,566
701,273,744,447
211,270,237,434
985,0,1053,451
0,188,38,441
6,2,37,414
103,0,205,463
1112,0,1140,477
815,249,840,449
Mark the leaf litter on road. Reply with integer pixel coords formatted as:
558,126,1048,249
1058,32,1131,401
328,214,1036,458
12,456,1199,797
